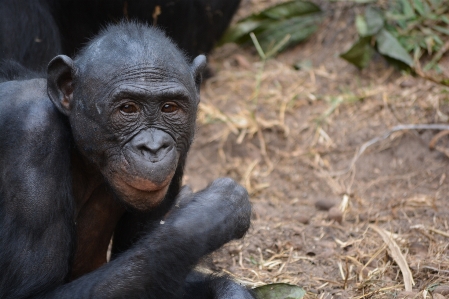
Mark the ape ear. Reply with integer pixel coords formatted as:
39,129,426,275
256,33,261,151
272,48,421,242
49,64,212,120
191,55,207,93
47,55,75,116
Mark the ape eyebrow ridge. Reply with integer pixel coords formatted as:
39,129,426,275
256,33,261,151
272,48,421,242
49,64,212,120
110,86,192,104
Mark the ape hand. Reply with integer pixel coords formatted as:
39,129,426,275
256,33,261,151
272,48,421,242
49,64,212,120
169,178,251,253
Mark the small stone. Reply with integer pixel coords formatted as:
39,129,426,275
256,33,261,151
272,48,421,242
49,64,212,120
431,294,445,299
297,214,310,224
315,199,337,211
328,206,343,223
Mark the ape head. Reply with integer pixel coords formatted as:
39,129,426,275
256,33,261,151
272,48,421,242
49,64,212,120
47,23,206,210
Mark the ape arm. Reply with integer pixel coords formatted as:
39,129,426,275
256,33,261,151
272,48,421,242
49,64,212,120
52,179,250,299
0,80,75,298
111,185,255,299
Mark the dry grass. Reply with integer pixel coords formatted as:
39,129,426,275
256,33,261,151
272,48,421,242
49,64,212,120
184,1,449,298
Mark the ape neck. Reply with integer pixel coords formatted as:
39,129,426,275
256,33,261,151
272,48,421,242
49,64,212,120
70,149,126,279
71,149,105,215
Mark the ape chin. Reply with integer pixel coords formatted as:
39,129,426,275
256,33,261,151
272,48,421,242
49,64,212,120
0,22,254,299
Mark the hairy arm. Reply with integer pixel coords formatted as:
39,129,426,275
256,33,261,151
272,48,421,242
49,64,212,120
52,178,251,299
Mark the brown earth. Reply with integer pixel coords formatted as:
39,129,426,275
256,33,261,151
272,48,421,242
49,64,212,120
184,1,449,298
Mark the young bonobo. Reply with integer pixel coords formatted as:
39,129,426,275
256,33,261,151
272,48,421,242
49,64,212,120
0,22,254,299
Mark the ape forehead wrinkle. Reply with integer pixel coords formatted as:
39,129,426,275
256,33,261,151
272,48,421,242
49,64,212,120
75,22,191,79
109,63,192,85
110,84,192,102
84,65,196,106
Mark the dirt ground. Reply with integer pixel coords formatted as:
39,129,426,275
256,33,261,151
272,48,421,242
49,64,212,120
184,1,449,298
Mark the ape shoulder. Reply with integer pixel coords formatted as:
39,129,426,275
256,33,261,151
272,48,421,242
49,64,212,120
0,77,72,177
0,78,67,135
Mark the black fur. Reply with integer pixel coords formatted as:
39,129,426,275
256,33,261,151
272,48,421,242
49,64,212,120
0,0,241,71
0,22,253,299
0,60,41,83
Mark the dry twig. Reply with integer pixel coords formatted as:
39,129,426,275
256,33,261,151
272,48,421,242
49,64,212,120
333,124,449,176
370,225,415,292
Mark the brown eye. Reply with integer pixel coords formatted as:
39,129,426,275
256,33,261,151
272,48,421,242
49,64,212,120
161,103,179,113
120,103,138,114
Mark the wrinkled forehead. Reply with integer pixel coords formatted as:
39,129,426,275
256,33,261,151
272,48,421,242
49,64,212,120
75,33,194,88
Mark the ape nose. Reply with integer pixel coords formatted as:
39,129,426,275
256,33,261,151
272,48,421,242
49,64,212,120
132,129,174,162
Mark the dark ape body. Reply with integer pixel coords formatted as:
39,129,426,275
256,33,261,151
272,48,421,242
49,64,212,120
0,0,241,71
0,23,253,299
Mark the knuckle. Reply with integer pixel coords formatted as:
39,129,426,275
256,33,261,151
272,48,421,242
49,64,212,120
230,184,248,202
235,184,248,196
216,177,236,187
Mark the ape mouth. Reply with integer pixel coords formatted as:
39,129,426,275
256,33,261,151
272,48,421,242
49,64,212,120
111,173,172,210
118,152,177,192
120,174,173,193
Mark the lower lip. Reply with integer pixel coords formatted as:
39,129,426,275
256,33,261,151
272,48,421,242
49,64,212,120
121,175,170,193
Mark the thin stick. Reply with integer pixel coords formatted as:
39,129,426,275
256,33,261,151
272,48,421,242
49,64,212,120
332,124,449,176
413,224,449,238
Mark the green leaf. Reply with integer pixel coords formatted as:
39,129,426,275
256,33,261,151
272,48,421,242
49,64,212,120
400,0,416,18
441,15,449,25
433,34,443,46
340,36,375,69
433,25,449,36
255,15,321,52
412,0,426,16
363,7,384,36
375,29,414,67
385,12,413,23
219,0,322,52
260,1,321,20
352,0,377,3
219,19,265,45
253,283,306,299
355,15,368,36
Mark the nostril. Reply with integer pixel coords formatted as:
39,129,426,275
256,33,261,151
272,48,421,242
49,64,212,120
131,129,174,160
138,145,161,157
136,140,173,160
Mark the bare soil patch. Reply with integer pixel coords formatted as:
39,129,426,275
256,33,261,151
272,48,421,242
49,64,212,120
185,1,449,298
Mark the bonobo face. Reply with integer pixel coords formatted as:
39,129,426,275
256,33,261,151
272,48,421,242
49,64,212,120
47,24,206,210
79,66,195,209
